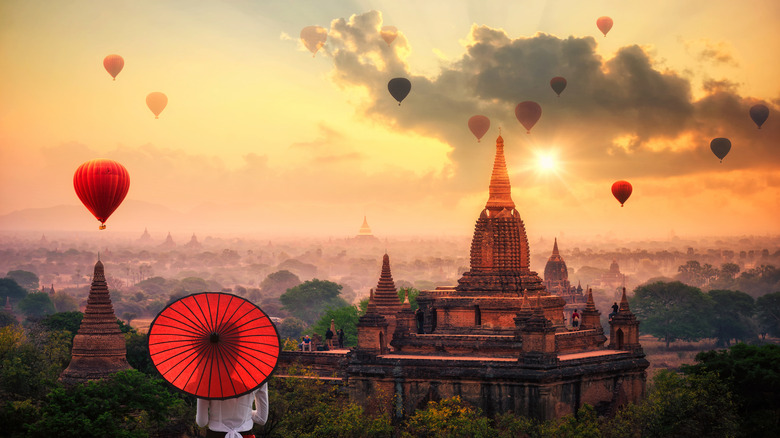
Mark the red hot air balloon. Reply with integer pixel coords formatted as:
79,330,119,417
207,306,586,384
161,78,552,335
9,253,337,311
380,26,398,45
103,54,124,80
300,26,327,57
146,92,168,119
597,16,613,36
388,77,411,105
550,76,567,96
611,180,632,207
710,138,731,163
515,101,542,133
749,104,769,129
73,159,130,229
468,115,490,142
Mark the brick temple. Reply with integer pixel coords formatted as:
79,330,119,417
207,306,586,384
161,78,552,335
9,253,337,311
280,135,648,420
544,238,586,323
60,260,132,384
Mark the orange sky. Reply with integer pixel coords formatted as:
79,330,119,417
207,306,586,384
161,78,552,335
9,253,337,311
1,1,779,240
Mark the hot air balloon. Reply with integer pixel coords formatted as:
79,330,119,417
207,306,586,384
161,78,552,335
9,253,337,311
380,26,398,45
300,26,328,57
468,115,490,142
73,159,130,229
103,54,124,81
749,104,769,129
388,78,411,105
597,16,613,36
550,77,567,96
611,180,632,207
710,138,731,163
515,101,542,133
146,92,168,119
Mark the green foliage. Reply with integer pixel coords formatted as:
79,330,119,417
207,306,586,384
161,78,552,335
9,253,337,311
280,279,348,326
402,396,493,438
265,372,392,438
755,291,780,337
397,287,420,311
17,292,56,319
0,325,71,400
51,291,79,312
0,398,40,438
631,281,713,348
278,316,307,342
39,311,83,338
125,331,157,376
683,343,780,436
27,370,192,437
5,270,39,292
0,311,17,328
706,289,756,346
311,305,359,347
0,278,27,302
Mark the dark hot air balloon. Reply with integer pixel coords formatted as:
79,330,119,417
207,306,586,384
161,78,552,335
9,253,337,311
300,26,327,57
597,16,613,36
73,159,130,229
146,92,168,119
611,180,632,207
468,115,490,142
388,78,411,105
380,26,398,45
749,104,769,129
710,138,731,163
515,101,542,133
550,76,567,96
103,55,124,81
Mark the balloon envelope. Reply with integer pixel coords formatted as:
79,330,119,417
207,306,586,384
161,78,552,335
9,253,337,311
550,77,567,96
515,101,542,133
146,92,168,119
597,16,613,36
611,180,632,207
103,55,124,80
300,26,327,56
468,115,490,142
749,104,769,129
388,78,411,105
73,159,130,229
380,26,398,45
710,138,731,163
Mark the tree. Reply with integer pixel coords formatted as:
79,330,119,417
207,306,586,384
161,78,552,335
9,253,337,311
278,317,307,342
280,279,348,326
312,306,359,347
676,260,705,287
51,292,79,313
706,289,756,346
39,311,83,341
0,311,17,328
631,281,713,348
5,270,39,292
719,262,740,281
402,396,493,438
756,291,780,338
26,370,192,437
260,270,301,299
0,278,27,303
17,292,55,319
683,344,780,436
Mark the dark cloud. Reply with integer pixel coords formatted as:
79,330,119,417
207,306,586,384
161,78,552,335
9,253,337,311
320,12,780,193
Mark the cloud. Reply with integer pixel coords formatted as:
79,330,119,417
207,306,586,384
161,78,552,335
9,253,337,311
318,12,780,191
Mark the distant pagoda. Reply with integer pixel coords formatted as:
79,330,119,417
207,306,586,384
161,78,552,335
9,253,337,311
355,216,380,243
138,227,152,243
160,231,176,248
60,260,132,385
185,233,202,249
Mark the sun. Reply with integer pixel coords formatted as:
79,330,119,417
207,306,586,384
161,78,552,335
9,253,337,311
538,153,557,172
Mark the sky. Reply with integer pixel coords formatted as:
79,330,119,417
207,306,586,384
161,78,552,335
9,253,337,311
1,0,779,241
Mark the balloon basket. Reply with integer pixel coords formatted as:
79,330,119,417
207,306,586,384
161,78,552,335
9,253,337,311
99,224,106,230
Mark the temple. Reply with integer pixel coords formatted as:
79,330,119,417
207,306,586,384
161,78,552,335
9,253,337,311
60,260,132,384
280,135,648,420
355,216,380,243
543,238,585,323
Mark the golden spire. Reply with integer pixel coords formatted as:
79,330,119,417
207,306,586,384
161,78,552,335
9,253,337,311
485,135,515,210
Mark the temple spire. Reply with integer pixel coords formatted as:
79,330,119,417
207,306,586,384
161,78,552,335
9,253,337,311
618,287,630,312
485,135,515,211
552,238,559,256
373,254,401,307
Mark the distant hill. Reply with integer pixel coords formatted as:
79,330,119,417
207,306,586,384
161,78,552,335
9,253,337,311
0,200,185,233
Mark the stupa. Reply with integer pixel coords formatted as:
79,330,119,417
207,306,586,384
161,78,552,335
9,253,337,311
60,260,132,384
355,216,380,243
544,238,585,320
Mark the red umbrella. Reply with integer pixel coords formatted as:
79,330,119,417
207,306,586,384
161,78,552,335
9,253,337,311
148,292,280,399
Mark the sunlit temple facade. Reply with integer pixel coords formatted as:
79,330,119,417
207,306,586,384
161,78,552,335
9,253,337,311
280,135,647,420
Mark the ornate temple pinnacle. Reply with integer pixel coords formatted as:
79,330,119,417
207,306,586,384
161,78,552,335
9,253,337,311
619,287,630,312
552,238,559,256
485,135,515,211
